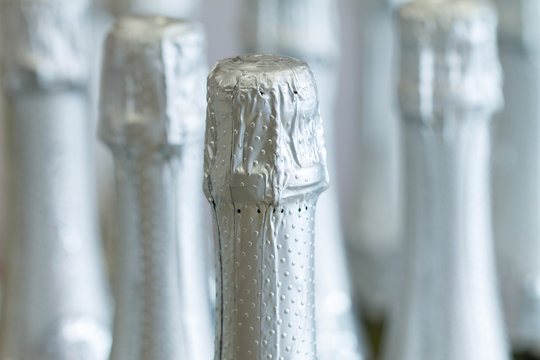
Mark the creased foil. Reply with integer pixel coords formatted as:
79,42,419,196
0,1,112,359
492,0,540,354
204,54,329,360
99,16,213,360
383,1,508,359
242,2,365,358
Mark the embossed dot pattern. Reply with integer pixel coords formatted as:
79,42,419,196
204,54,329,360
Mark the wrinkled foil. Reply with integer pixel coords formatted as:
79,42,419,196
0,1,112,359
492,0,540,354
100,16,213,360
204,54,329,360
242,2,365,358
384,1,508,359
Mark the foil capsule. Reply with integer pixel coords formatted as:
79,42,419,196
383,1,509,359
99,16,213,360
0,0,112,359
492,0,540,354
204,54,329,360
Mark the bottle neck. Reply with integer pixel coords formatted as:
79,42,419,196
385,113,508,360
111,144,212,360
1,86,109,360
212,195,319,360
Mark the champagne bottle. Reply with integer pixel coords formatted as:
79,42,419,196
384,1,509,359
0,0,111,359
99,16,213,360
204,54,329,360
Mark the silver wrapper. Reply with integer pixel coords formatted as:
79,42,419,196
0,1,112,359
384,1,509,359
205,54,329,360
242,2,365,359
99,16,213,360
492,0,540,354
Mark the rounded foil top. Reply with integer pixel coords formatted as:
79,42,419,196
204,54,329,205
397,0,502,123
0,0,90,92
99,16,206,148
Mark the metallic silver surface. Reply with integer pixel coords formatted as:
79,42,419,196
205,54,329,360
0,1,112,359
492,0,540,354
242,2,365,358
384,1,509,359
100,16,213,360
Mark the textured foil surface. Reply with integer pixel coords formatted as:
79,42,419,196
383,1,508,359
0,1,112,359
492,0,540,354
242,2,365,358
100,16,213,360
204,54,329,360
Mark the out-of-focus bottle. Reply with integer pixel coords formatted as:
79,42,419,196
383,1,509,359
99,0,201,280
337,1,406,335
242,2,366,358
99,16,213,360
492,0,540,357
205,54,329,360
0,0,112,359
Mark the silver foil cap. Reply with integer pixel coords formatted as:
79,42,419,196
397,0,502,124
99,16,206,148
0,0,90,92
204,54,329,206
